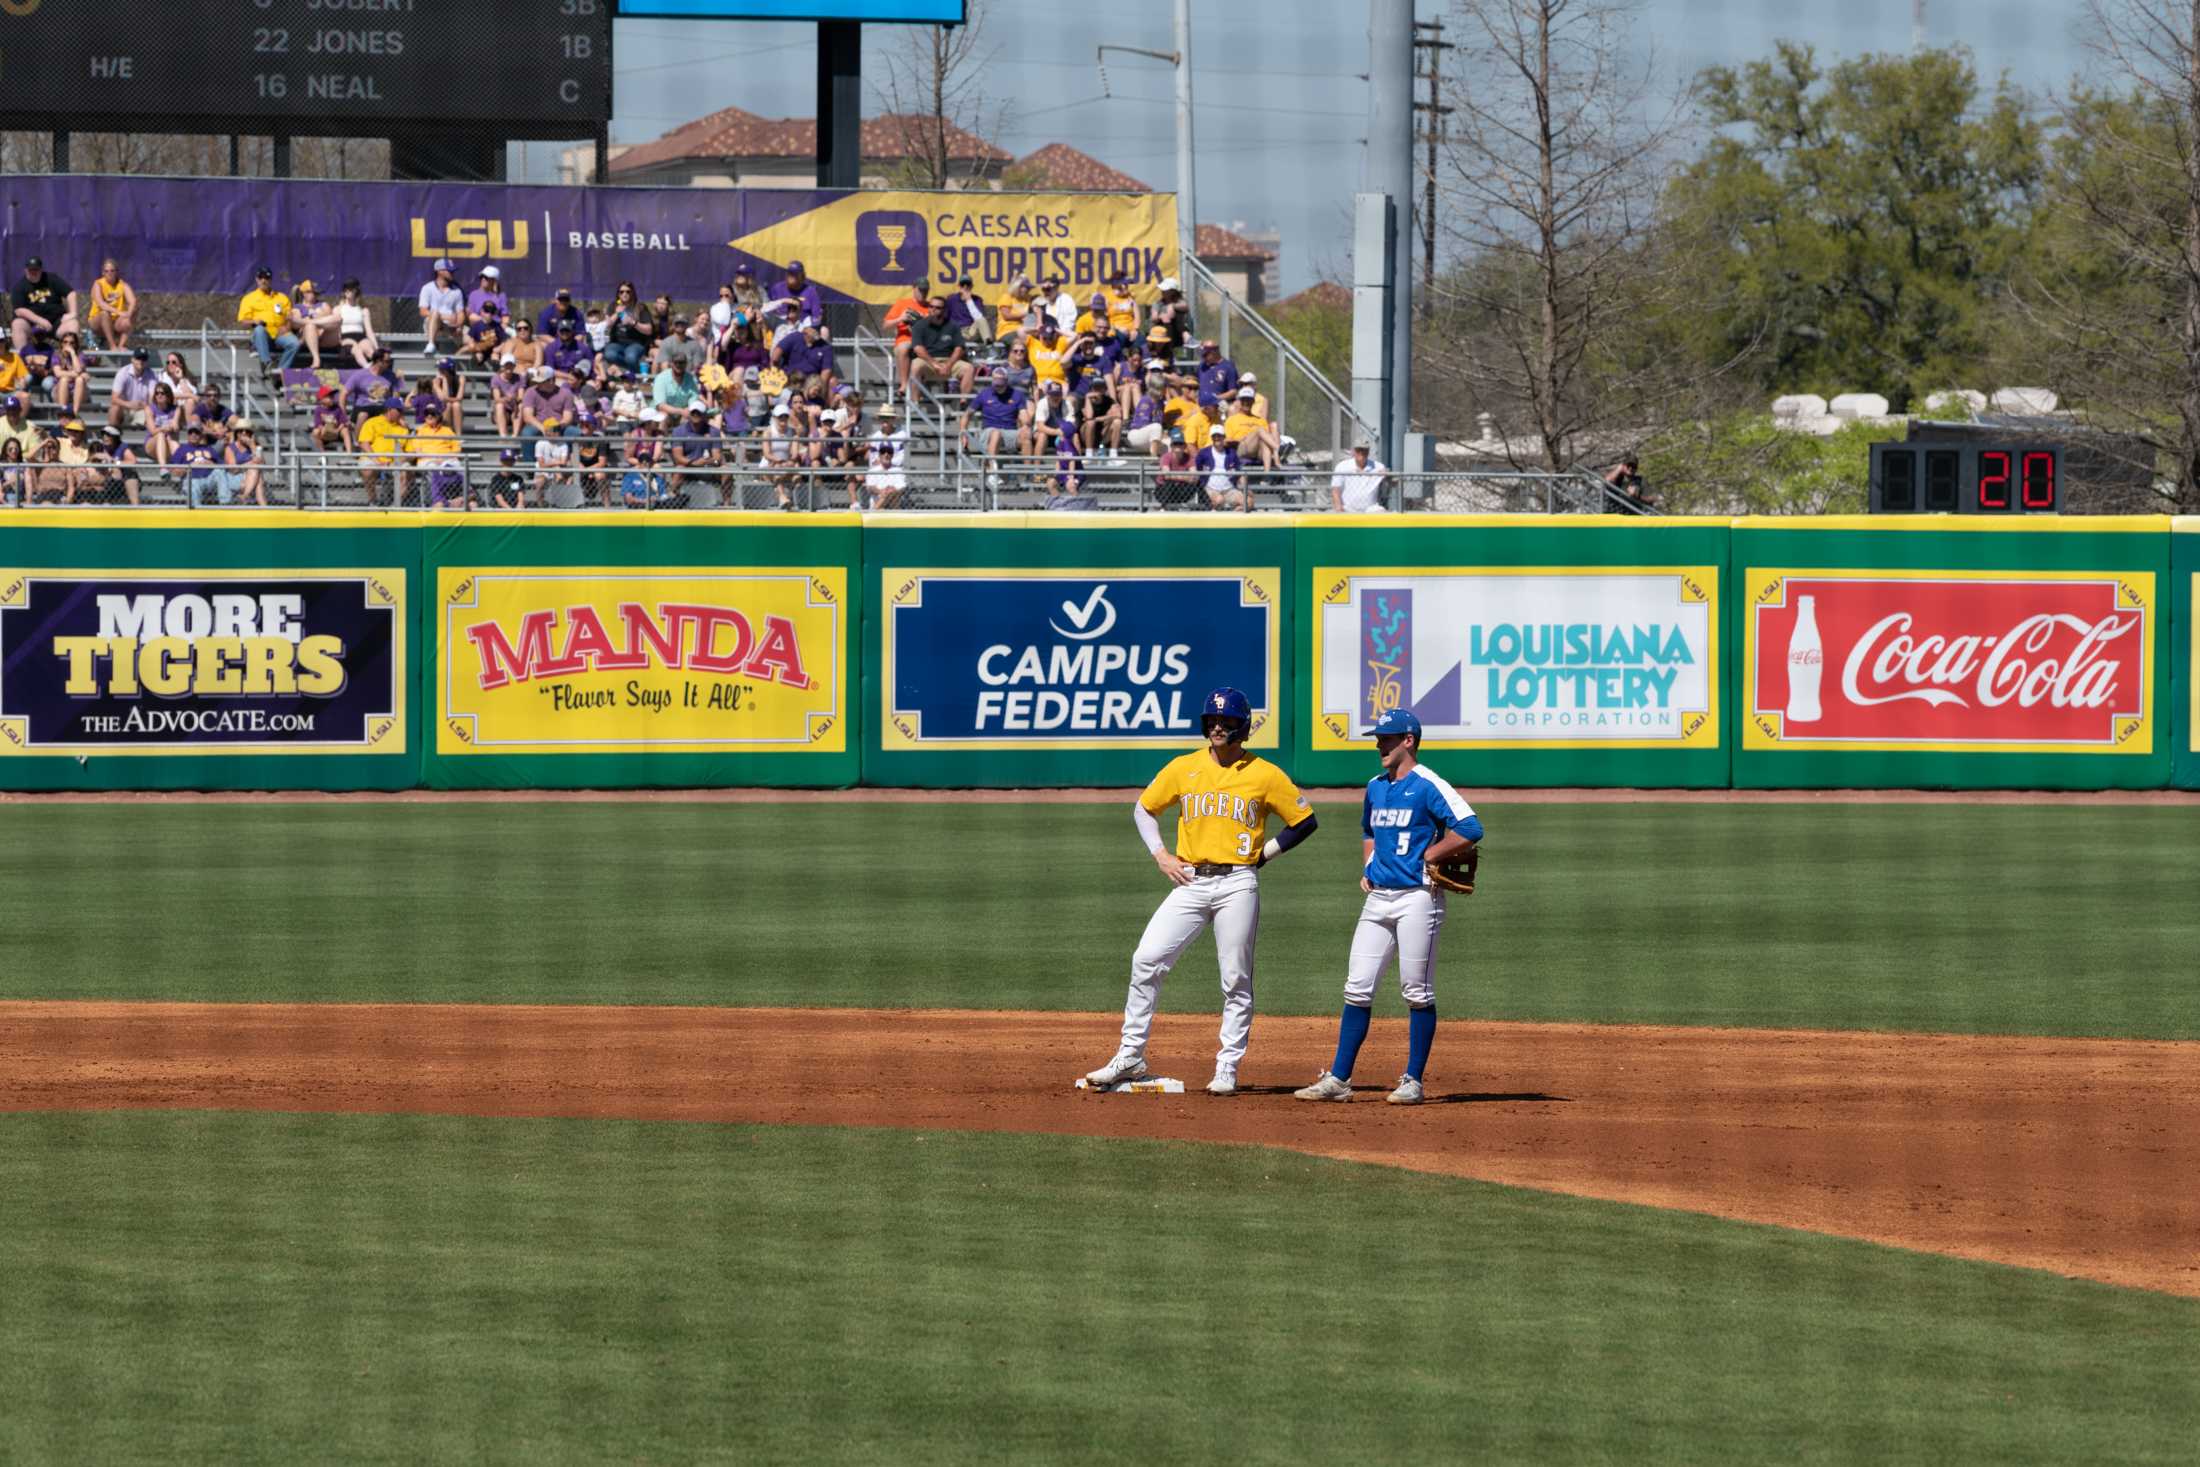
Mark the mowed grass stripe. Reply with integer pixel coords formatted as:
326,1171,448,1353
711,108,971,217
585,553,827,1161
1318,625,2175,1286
1,1111,2194,1466
0,801,2193,1037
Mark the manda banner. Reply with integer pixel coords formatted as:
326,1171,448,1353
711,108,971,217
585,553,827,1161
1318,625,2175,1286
1744,569,2155,754
437,568,845,755
881,570,1280,749
0,569,405,755
1310,568,1719,749
0,176,1178,309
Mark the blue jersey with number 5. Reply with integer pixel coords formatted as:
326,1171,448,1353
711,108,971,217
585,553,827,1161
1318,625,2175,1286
1362,765,1481,888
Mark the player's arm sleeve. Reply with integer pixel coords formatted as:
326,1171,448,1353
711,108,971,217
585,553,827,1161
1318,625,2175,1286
1131,802,1166,856
1427,777,1483,842
1260,812,1318,864
1360,788,1374,839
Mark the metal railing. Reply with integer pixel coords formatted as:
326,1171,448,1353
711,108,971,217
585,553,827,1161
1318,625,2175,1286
1181,253,1380,463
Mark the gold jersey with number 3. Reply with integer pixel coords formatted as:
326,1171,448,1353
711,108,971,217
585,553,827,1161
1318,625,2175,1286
1140,751,1313,866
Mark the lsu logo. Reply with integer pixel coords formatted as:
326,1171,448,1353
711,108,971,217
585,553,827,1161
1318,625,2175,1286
854,210,927,286
409,219,530,261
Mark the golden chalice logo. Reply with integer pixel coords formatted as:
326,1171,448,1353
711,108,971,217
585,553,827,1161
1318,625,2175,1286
875,223,908,271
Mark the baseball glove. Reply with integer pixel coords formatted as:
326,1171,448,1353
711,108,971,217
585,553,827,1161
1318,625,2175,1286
1427,844,1479,895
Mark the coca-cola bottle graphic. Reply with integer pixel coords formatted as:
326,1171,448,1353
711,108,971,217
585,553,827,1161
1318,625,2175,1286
1786,594,1824,724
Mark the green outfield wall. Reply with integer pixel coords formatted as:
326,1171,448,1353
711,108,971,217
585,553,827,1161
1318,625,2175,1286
2175,517,2199,790
1729,517,2170,791
0,511,2188,793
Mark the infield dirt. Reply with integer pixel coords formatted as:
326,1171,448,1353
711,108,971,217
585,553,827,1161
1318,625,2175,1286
3,1001,2195,1300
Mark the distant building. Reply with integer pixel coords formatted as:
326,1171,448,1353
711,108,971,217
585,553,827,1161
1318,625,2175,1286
577,107,1013,189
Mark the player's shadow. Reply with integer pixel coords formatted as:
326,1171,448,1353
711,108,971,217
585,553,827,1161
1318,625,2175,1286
1233,1086,1569,1103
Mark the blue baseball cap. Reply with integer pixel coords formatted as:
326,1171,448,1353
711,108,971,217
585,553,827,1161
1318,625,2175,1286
1371,708,1422,740
1201,687,1252,730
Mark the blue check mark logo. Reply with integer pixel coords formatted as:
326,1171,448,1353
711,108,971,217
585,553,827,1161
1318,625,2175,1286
1048,584,1117,640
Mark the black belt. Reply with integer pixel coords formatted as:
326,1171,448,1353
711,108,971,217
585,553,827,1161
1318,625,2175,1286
1191,862,1251,877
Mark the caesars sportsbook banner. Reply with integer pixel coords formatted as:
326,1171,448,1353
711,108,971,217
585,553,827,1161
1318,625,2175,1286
1309,568,1719,752
881,570,1280,751
0,569,404,756
0,175,1178,310
437,567,845,757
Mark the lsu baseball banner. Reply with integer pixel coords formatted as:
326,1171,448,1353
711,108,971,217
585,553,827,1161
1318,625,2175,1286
438,567,845,755
0,569,404,755
1742,569,2155,754
0,175,1176,310
1310,568,1719,750
881,569,1279,750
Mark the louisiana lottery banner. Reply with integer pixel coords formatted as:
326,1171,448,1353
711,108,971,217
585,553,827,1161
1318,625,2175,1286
1310,567,1719,749
0,569,404,755
1743,569,2154,754
0,176,1177,311
437,568,845,755
882,569,1280,750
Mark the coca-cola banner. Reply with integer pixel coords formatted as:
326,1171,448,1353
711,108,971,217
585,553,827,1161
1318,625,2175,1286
1744,570,2156,754
1311,567,1720,750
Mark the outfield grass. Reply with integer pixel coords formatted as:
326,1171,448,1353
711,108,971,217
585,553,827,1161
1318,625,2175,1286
0,801,2194,1036
1,1111,2193,1466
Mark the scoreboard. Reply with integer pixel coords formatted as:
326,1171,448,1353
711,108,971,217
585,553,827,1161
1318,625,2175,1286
0,0,612,133
1869,434,2061,514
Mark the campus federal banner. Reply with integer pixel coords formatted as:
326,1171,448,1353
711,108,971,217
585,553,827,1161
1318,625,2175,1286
1730,518,2170,790
1293,517,1732,788
862,514,1292,787
0,176,1178,309
421,513,860,789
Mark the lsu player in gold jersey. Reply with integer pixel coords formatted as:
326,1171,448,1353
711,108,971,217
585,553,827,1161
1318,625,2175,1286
1084,687,1320,1095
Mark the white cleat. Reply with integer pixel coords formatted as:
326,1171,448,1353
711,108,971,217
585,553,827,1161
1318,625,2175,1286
1206,1070,1238,1096
1084,1052,1148,1087
1386,1074,1425,1105
1294,1071,1352,1102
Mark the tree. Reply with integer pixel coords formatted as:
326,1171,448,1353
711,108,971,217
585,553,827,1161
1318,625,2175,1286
2003,2,2200,510
870,0,1011,190
1666,44,2043,410
1424,0,1691,471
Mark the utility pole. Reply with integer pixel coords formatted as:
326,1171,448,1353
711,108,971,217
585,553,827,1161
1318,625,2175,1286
1174,0,1198,281
1912,0,1926,51
1369,0,1415,464
1412,18,1453,320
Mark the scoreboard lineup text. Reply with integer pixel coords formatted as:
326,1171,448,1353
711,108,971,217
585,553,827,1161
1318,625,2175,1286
0,0,612,130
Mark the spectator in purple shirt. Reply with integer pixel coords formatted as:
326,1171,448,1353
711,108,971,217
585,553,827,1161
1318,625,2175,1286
958,366,1031,466
340,349,405,414
778,318,839,394
191,383,234,441
489,355,526,436
462,303,507,366
668,403,724,506
547,322,595,380
1125,367,1169,455
519,367,576,444
537,287,585,340
770,260,825,328
1196,425,1248,511
1195,339,1239,411
466,267,509,325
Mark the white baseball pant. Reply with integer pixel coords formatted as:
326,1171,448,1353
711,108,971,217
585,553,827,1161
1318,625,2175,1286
1117,867,1260,1071
1345,885,1447,1007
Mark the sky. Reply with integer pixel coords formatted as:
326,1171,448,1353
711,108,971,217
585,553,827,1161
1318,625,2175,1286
576,0,2086,296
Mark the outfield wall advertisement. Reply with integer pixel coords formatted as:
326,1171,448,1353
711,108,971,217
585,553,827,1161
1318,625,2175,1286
0,570,404,756
438,569,844,756
1730,519,2171,789
881,569,1280,752
1309,568,1718,751
2174,517,2200,790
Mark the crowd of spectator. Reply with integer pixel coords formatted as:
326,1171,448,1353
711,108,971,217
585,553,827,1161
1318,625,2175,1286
6,249,1410,513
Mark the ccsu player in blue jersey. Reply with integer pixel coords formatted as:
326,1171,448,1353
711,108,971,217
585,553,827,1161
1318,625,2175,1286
1295,708,1482,1104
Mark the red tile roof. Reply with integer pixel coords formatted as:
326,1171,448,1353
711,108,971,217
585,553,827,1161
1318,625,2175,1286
1194,223,1275,263
612,108,1011,176
1014,144,1151,193
1275,281,1350,312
